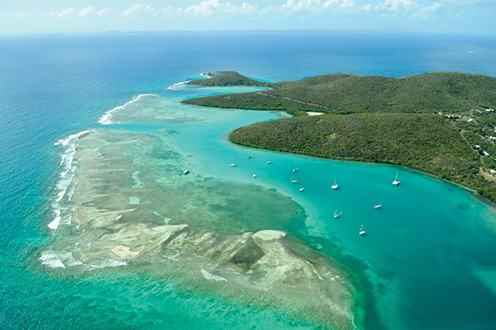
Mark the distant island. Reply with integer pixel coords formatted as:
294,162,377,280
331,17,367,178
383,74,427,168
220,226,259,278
183,71,496,203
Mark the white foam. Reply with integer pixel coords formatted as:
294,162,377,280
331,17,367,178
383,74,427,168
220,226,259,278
51,129,93,231
168,82,187,91
40,252,66,268
54,130,92,147
98,94,156,125
201,269,227,282
89,258,127,268
48,209,61,229
55,173,75,202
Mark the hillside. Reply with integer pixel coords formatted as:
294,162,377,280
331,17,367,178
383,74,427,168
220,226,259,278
186,71,267,87
183,71,496,116
230,113,496,201
183,71,496,203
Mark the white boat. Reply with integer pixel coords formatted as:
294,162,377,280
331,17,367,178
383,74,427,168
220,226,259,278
253,174,257,178
374,204,381,209
293,162,298,172
266,160,271,164
299,186,305,192
183,169,190,175
331,178,339,190
247,155,253,159
334,209,342,218
393,172,400,185
359,225,366,236
230,158,237,167
291,175,298,183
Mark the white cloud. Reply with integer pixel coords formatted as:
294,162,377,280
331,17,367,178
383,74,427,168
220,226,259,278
432,0,494,4
56,8,76,18
277,0,372,14
414,1,441,18
96,8,112,16
183,0,258,17
375,0,441,17
123,4,154,17
79,6,95,17
279,0,352,11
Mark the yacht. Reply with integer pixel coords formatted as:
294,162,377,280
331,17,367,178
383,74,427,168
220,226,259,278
293,162,298,172
247,155,253,159
393,172,401,185
230,158,237,167
299,186,305,192
291,175,298,184
374,204,382,209
359,225,366,236
183,169,190,175
334,209,342,218
266,160,271,165
253,174,257,178
331,178,339,190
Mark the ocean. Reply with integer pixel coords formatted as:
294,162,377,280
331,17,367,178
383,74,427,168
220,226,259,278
1,32,496,330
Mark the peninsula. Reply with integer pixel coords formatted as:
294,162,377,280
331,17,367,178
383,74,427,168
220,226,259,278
183,71,496,203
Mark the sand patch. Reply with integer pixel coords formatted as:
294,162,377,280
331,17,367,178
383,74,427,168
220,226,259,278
112,245,144,261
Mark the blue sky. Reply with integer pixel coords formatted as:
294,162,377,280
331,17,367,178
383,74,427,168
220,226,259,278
0,0,495,35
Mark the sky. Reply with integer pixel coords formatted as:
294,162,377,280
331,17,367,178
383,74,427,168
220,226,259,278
0,0,495,35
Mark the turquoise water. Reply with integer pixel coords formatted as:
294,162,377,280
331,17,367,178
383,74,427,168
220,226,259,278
2,33,496,329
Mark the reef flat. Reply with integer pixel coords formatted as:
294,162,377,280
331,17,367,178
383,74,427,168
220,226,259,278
42,95,361,329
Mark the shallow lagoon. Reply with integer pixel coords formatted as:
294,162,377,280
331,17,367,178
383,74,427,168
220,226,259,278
45,90,496,329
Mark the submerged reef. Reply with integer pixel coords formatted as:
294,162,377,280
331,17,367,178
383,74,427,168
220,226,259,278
42,97,361,329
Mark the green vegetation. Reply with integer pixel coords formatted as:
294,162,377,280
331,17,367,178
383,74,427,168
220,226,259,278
184,71,496,203
186,71,267,87
183,71,496,116
231,113,496,201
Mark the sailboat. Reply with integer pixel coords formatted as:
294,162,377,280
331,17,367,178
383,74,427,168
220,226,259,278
253,174,257,178
331,178,339,190
299,186,305,192
334,209,342,218
230,158,237,167
374,204,382,209
291,175,298,183
359,225,366,236
266,160,271,165
293,162,298,172
392,172,400,185
247,155,253,159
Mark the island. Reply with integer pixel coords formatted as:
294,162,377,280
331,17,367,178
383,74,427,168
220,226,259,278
183,71,496,203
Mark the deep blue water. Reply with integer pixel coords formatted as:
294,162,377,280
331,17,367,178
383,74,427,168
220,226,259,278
1,32,496,329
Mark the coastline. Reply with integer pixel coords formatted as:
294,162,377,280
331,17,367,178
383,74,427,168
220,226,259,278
43,95,364,329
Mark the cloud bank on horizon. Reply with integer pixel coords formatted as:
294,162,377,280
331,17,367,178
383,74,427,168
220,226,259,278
0,0,494,34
